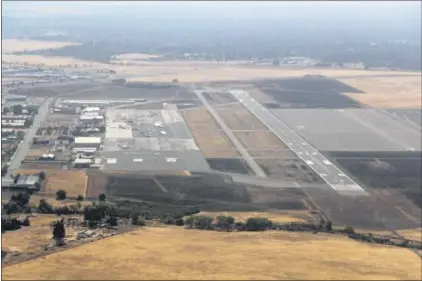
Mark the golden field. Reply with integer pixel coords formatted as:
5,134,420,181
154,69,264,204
340,76,422,108
2,227,421,280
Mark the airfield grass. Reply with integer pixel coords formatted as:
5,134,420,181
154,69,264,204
2,227,421,280
17,169,88,198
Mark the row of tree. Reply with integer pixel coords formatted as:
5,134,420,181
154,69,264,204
184,215,273,232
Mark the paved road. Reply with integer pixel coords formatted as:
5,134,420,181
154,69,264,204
194,90,268,179
4,98,53,179
230,90,369,196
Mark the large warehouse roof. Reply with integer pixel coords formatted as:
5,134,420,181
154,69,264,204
74,137,102,144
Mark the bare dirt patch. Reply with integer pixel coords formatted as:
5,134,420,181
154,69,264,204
3,227,421,280
235,131,289,150
2,39,80,53
181,108,220,130
85,171,108,199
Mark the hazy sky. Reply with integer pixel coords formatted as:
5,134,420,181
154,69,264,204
3,1,421,22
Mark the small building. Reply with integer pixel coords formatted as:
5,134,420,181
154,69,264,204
74,137,101,149
83,107,100,113
79,115,104,124
73,158,92,168
72,147,97,155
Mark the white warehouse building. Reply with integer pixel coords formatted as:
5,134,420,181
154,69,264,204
74,137,102,149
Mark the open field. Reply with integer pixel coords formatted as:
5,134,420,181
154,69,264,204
340,76,422,108
2,39,80,53
206,158,253,175
17,169,88,198
87,172,307,211
215,107,268,130
3,227,421,280
235,131,289,150
203,92,238,106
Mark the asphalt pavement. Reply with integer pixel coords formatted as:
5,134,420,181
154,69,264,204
4,98,53,179
230,90,369,196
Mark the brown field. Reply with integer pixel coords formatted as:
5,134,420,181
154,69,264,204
190,130,240,157
181,108,220,130
3,227,421,280
182,108,239,157
235,131,289,150
397,228,422,242
85,171,108,198
248,149,298,158
17,169,88,198
1,39,80,53
216,108,268,130
340,76,422,108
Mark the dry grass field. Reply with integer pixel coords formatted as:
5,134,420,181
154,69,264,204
3,227,421,280
340,76,422,108
17,169,88,198
181,108,240,158
215,107,268,130
1,39,80,53
235,131,289,150
2,215,81,256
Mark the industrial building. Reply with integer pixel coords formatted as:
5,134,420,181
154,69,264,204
14,175,41,190
83,107,100,113
73,158,92,168
79,115,104,124
74,137,102,149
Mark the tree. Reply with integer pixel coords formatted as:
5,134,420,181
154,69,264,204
56,190,67,200
174,218,184,226
12,105,23,115
3,201,22,214
13,173,21,184
52,219,66,245
98,193,106,201
245,217,272,231
106,216,118,226
11,192,31,206
216,215,235,231
38,171,46,181
172,78,179,83
76,195,84,201
131,213,140,225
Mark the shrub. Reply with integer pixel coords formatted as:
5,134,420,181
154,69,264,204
174,218,184,226
106,216,118,226
216,215,235,231
343,226,355,234
38,199,54,214
3,201,22,214
163,217,175,225
56,190,67,200
76,195,84,201
184,215,214,230
244,217,272,231
52,219,66,239
98,193,106,201
38,171,46,181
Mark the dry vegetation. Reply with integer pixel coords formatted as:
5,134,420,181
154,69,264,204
3,227,421,280
2,39,80,53
17,169,88,198
340,76,422,108
235,131,289,150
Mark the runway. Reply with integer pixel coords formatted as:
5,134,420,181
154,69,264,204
230,89,369,196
